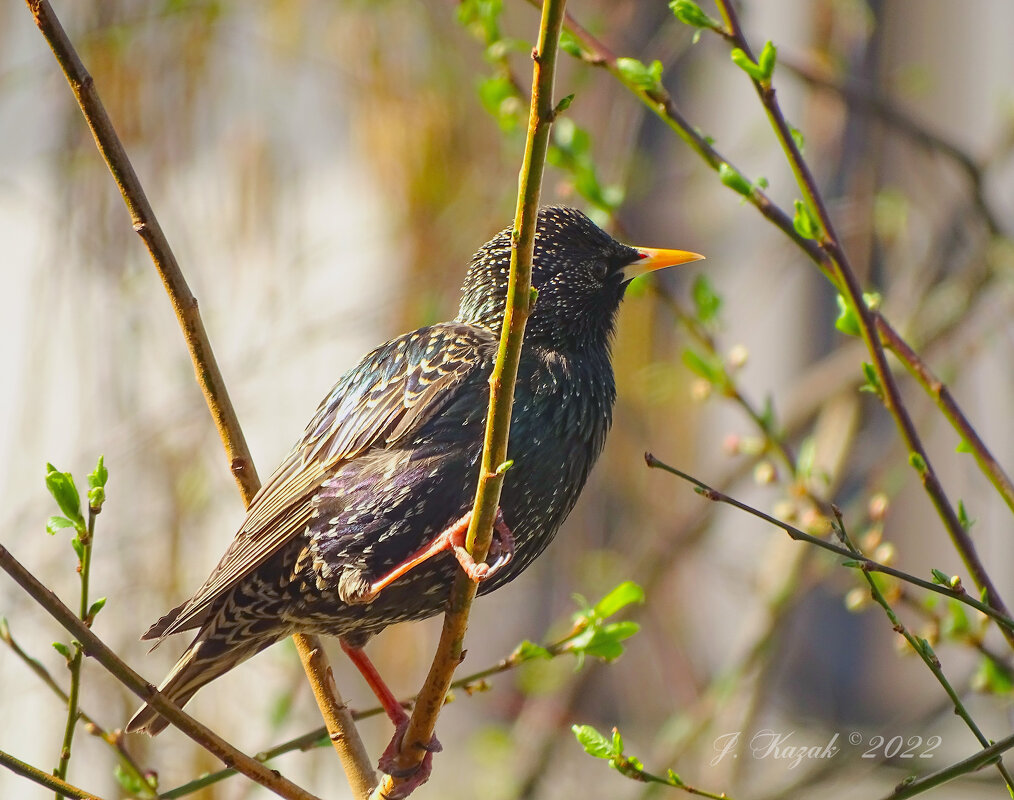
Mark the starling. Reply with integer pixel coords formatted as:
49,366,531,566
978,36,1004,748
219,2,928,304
128,207,702,757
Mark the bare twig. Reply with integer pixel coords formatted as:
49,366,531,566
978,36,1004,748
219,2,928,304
0,544,322,800
643,455,1014,633
24,0,373,791
0,748,106,800
371,3,568,795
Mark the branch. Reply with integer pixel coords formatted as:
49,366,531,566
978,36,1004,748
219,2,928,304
643,455,1014,633
371,2,568,794
0,748,106,800
555,5,1014,598
644,455,1013,791
711,0,1014,648
874,313,1014,515
23,1,374,792
882,731,1014,800
0,544,322,800
0,619,153,796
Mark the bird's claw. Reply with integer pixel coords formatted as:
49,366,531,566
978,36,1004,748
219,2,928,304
378,718,442,798
451,508,515,583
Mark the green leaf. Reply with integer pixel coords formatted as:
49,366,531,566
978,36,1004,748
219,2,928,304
858,362,882,397
682,348,725,385
908,452,928,474
593,581,645,619
573,724,614,759
730,47,765,81
840,559,862,568
616,58,664,92
70,535,84,561
611,727,624,755
955,438,973,453
559,30,583,58
666,769,685,786
790,125,805,153
941,599,970,638
793,199,820,240
46,515,75,536
554,94,575,115
669,0,720,30
45,464,84,528
930,568,950,585
52,641,72,660
973,655,1014,695
512,639,552,662
718,162,752,196
757,41,777,81
957,499,975,531
86,597,107,622
689,273,721,324
835,294,860,336
88,455,108,489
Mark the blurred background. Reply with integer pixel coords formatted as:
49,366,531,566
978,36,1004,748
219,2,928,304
1,1,1012,798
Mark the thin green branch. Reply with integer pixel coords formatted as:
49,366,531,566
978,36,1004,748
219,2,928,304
643,455,1014,633
881,731,1014,800
829,508,1014,792
372,6,567,794
0,748,106,800
0,619,153,796
54,506,96,792
23,1,372,791
711,0,1014,648
0,544,322,800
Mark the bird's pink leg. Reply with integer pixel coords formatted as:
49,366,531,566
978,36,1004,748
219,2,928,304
360,508,514,601
340,641,441,797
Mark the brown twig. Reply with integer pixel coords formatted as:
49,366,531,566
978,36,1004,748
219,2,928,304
370,1,568,796
874,312,1014,515
643,454,1014,633
23,0,374,792
0,544,322,800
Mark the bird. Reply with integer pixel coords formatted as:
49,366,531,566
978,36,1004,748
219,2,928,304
127,206,702,777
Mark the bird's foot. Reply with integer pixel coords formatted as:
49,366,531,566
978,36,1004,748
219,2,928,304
377,718,442,799
355,508,515,602
456,507,514,582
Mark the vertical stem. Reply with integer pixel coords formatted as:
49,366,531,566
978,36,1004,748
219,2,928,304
54,508,95,791
369,1,568,796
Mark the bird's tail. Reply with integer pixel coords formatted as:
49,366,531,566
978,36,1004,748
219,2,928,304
126,632,276,736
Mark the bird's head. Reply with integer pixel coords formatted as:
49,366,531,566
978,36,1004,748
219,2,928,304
457,206,704,351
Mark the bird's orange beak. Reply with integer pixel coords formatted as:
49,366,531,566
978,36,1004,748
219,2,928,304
620,246,705,282
616,246,705,283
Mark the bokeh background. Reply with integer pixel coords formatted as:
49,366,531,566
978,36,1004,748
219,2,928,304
1,1,1012,798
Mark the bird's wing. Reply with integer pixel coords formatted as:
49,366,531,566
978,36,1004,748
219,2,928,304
144,323,496,641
